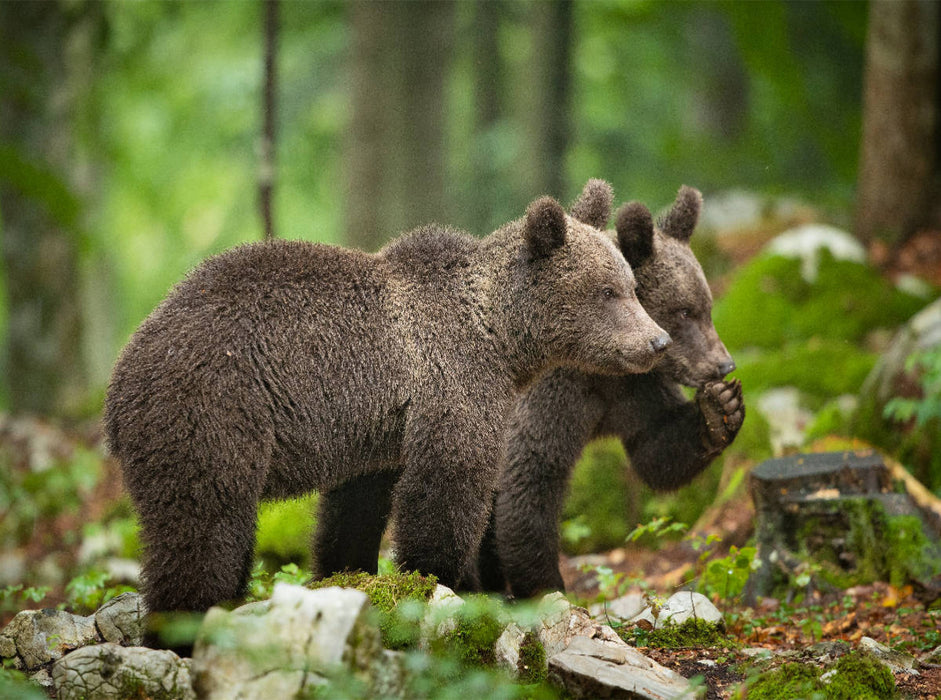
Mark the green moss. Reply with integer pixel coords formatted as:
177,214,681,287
255,496,317,569
713,252,930,352
884,514,941,587
825,652,896,700
517,632,547,685
745,662,823,700
744,652,897,700
625,618,733,649
435,594,507,667
310,570,437,650
783,498,941,592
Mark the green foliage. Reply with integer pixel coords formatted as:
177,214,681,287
247,561,312,602
0,662,48,700
627,516,689,545
883,346,941,427
0,584,52,617
255,495,317,569
731,342,878,404
699,546,758,601
562,438,632,554
713,253,928,353
0,447,104,547
64,569,135,614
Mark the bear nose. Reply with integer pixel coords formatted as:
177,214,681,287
649,333,672,354
718,359,736,377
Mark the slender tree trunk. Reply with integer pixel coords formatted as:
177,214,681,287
531,0,573,200
345,1,455,249
260,0,278,240
855,0,939,253
470,0,505,235
345,1,395,251
0,1,104,416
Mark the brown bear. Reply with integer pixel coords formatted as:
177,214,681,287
474,185,745,597
103,180,672,628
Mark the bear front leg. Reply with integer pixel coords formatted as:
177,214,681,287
312,470,398,579
391,411,503,589
627,376,744,490
494,371,605,598
697,378,745,454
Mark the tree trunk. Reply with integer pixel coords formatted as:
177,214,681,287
530,0,573,200
470,0,505,235
0,1,104,416
855,0,939,252
260,0,278,240
393,1,455,233
344,1,455,250
345,1,393,251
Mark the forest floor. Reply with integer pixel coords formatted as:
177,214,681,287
4,417,941,698
560,502,941,699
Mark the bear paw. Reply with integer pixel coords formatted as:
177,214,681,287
697,378,744,453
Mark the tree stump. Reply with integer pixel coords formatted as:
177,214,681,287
747,450,941,600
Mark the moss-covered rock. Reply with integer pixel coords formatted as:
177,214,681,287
622,617,733,650
713,251,929,352
746,661,822,700
431,594,507,667
744,652,897,700
309,571,437,650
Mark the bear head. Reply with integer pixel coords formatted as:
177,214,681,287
613,185,735,388
517,180,672,378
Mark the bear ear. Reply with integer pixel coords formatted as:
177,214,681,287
658,185,702,242
524,196,567,259
615,201,655,268
568,178,613,229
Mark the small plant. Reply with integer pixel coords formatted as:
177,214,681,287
63,569,134,614
883,346,941,428
626,516,689,545
0,584,52,614
246,561,312,601
698,545,758,601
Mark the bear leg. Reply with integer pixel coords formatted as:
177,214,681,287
392,411,501,589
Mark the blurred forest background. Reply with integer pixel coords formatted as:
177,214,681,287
0,0,896,417
2,0,941,627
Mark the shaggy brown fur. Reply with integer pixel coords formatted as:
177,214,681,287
103,180,671,627
475,186,745,597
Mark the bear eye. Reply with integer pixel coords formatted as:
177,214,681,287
602,287,617,299
679,308,692,319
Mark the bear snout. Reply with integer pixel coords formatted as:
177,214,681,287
649,333,672,354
